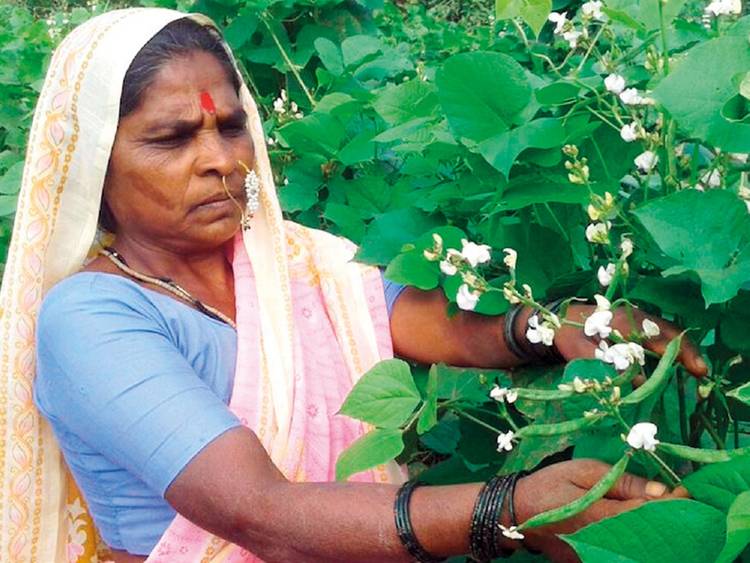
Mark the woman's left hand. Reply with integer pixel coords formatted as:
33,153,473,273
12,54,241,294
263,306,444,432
554,304,708,378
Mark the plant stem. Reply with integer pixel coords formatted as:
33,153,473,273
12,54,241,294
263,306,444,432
453,408,505,435
699,411,726,449
657,0,670,75
647,450,681,486
543,203,571,243
677,372,690,444
261,14,315,107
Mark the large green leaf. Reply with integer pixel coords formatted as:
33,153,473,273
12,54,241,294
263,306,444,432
478,118,566,177
335,428,404,481
717,491,750,563
435,52,532,145
684,455,750,512
356,209,441,265
653,17,750,152
633,189,750,305
339,359,421,428
372,79,438,125
563,500,726,563
495,0,552,36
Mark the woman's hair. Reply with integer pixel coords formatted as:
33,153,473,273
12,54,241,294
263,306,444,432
100,18,242,232
119,17,240,118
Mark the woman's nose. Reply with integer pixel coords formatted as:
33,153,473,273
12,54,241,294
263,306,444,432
196,130,235,178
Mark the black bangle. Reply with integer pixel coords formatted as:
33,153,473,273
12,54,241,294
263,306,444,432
469,475,516,562
394,481,446,563
503,305,531,363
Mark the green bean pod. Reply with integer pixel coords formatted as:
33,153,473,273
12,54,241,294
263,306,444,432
519,453,630,530
513,388,574,401
516,414,603,438
658,442,750,463
621,335,682,405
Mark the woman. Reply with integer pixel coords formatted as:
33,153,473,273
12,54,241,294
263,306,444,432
0,8,704,563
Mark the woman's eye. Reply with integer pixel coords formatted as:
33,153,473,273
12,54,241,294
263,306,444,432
152,134,190,147
221,124,246,137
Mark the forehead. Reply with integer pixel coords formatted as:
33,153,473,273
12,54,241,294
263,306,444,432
134,51,240,118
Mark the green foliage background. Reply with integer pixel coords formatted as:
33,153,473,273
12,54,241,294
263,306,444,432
4,0,750,561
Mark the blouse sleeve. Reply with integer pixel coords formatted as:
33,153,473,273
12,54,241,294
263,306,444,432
34,275,242,496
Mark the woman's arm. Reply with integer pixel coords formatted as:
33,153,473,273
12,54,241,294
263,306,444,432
389,286,708,376
165,426,667,563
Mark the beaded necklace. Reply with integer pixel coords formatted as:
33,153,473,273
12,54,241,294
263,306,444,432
99,247,236,329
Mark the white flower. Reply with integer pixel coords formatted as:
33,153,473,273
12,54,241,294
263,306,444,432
503,247,518,270
497,430,515,452
620,88,646,105
626,422,660,451
620,122,640,143
573,376,588,393
582,0,607,20
700,169,722,188
620,237,634,258
460,239,492,267
267,137,276,146
642,318,661,338
521,284,534,300
548,11,568,33
490,385,518,404
596,341,646,370
456,283,481,311
586,222,611,244
705,0,742,15
597,263,616,286
273,97,285,114
527,315,556,347
604,74,626,94
500,524,525,540
563,30,583,48
432,233,444,249
584,310,614,339
594,294,611,311
634,150,659,172
290,101,299,113
440,260,457,276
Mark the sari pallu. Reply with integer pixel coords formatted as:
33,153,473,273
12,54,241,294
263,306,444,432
0,9,402,562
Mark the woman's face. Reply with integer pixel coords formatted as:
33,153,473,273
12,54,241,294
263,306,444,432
104,50,254,253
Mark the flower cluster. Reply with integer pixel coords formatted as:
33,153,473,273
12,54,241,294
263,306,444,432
423,234,492,311
272,89,303,120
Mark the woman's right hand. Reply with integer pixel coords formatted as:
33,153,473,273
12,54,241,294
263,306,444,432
512,459,682,562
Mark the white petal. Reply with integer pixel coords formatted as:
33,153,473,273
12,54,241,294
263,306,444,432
642,318,661,338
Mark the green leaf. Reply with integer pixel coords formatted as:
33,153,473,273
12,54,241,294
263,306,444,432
653,18,750,152
488,172,590,211
314,37,344,77
339,359,421,428
434,364,504,403
417,365,439,434
372,80,438,125
0,160,23,195
341,34,383,68
436,52,532,145
563,500,726,563
420,416,461,454
495,0,552,36
335,428,404,481
384,250,439,290
356,209,440,265
536,81,582,106
718,491,750,563
684,455,750,512
478,118,566,177
633,189,750,305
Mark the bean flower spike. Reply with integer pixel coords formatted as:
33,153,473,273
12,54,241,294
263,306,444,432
626,422,660,452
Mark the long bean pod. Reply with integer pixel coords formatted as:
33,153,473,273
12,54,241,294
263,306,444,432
658,442,750,463
621,334,682,405
519,453,630,530
514,388,574,401
516,414,604,438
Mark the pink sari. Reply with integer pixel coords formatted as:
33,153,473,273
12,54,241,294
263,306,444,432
146,226,403,562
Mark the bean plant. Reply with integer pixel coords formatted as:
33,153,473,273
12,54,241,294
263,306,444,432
3,0,750,560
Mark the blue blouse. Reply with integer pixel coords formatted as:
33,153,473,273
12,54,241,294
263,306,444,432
34,271,405,555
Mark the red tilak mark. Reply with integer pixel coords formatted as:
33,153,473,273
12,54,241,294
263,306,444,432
200,91,216,114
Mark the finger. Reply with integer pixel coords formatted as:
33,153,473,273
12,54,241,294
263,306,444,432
643,326,708,379
632,374,647,388
605,471,668,500
666,486,691,499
